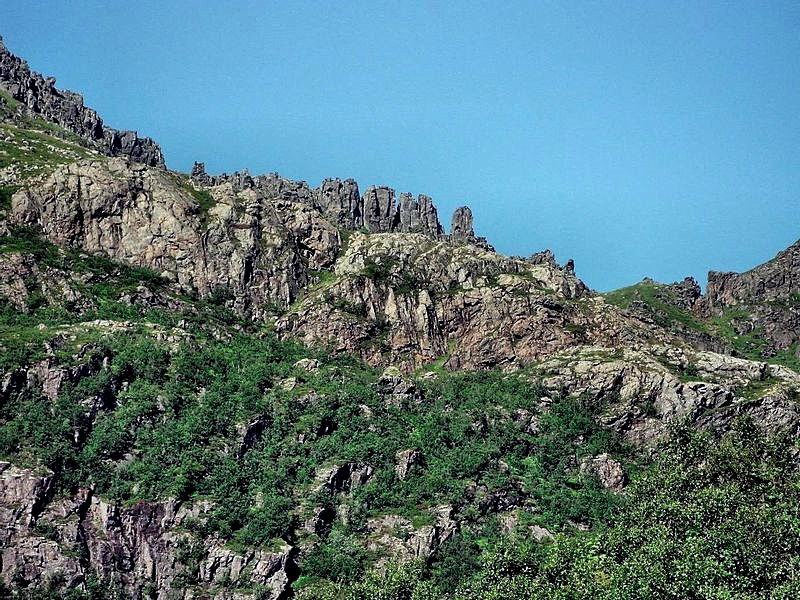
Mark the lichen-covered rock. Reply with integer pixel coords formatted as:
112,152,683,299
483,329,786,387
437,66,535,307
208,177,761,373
580,453,626,492
538,345,800,445
395,449,424,480
275,233,678,370
698,239,800,358
366,505,456,564
449,206,493,251
314,463,374,493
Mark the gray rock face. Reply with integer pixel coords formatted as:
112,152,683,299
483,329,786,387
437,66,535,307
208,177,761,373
317,178,363,230
699,240,800,358
449,206,494,251
0,464,296,599
396,193,443,237
580,454,626,492
704,240,800,310
366,505,456,565
395,449,424,480
0,37,164,168
275,233,660,371
363,186,397,233
666,276,702,311
538,344,800,446
314,463,374,493
450,206,475,241
10,158,342,316
190,168,447,240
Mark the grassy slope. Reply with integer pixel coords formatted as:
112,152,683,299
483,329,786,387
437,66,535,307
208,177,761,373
604,279,800,372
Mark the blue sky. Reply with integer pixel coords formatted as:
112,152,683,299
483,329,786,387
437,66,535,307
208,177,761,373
3,1,799,290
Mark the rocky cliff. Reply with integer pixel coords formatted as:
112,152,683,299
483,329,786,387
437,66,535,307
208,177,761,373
0,36,164,168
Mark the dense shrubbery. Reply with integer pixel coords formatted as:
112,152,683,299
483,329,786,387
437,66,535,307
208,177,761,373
298,421,800,599
0,323,621,553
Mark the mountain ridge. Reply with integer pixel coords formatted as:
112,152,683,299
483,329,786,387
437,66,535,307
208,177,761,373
0,36,798,600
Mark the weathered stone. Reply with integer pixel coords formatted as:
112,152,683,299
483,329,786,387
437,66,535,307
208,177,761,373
317,178,362,230
294,358,321,373
303,506,336,535
10,158,342,317
314,463,374,493
362,186,396,233
580,453,626,492
538,345,800,445
396,193,443,238
365,505,456,564
0,466,297,600
395,449,424,480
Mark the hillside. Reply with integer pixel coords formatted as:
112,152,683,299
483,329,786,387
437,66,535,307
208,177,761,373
1,37,799,600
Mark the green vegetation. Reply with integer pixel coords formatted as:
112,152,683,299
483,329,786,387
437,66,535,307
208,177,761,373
0,184,18,210
0,122,93,180
298,420,800,599
1,231,798,598
0,88,21,119
735,377,781,400
604,279,707,332
0,229,632,594
0,228,168,371
0,327,623,548
606,281,800,373
362,256,398,282
710,308,800,371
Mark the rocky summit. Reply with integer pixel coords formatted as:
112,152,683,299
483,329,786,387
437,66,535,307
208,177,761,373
0,39,799,600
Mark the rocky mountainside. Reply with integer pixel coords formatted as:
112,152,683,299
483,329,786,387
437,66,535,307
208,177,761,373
0,37,163,168
0,39,799,600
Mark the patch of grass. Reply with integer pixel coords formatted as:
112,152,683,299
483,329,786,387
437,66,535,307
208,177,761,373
734,377,781,400
189,187,216,219
769,343,800,372
323,292,367,318
0,122,93,181
564,323,587,336
362,256,398,282
0,88,20,118
169,174,217,226
709,307,768,360
604,280,707,333
308,269,336,288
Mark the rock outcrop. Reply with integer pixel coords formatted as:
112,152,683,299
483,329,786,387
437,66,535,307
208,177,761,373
0,463,296,599
191,163,446,239
10,158,342,317
704,240,800,311
699,240,800,359
580,454,626,492
537,345,800,445
449,206,493,251
365,505,456,565
0,37,164,167
275,232,676,370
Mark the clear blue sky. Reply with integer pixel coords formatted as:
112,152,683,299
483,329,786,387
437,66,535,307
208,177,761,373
3,1,799,290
